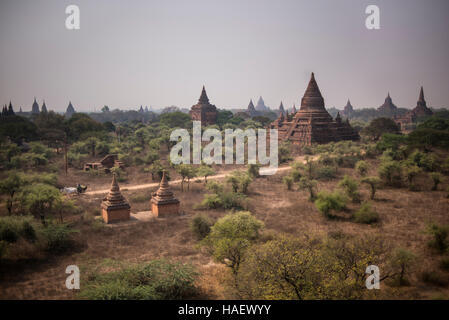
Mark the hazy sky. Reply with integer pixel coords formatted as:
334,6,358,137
1,0,449,112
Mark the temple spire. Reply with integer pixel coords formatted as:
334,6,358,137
198,85,209,104
300,72,325,111
419,86,425,102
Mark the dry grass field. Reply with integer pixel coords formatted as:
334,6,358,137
1,156,449,300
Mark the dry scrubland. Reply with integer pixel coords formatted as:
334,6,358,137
1,152,449,299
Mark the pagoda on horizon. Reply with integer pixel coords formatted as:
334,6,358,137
270,72,359,146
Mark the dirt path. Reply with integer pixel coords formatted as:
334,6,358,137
84,155,316,196
85,166,293,195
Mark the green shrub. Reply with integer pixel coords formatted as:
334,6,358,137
200,194,222,209
314,191,347,218
426,223,449,254
430,172,443,191
283,176,293,190
190,214,213,240
247,164,260,179
40,223,78,254
389,248,416,286
361,176,381,200
202,211,263,274
298,177,318,201
290,169,302,182
80,259,199,300
379,160,402,187
0,216,37,243
355,160,368,176
338,175,361,203
353,202,379,224
316,165,337,180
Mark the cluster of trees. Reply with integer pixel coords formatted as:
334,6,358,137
192,211,416,299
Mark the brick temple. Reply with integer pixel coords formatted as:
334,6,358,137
151,171,180,217
101,173,131,223
270,72,359,146
189,86,218,126
395,86,433,132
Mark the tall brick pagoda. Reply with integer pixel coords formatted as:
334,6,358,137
189,86,218,126
395,86,433,132
270,72,359,146
101,173,131,223
151,171,180,217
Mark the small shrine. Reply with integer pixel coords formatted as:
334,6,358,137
151,171,180,217
101,173,131,223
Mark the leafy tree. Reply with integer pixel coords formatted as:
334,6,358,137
355,160,368,177
175,164,196,191
196,164,215,184
159,112,191,129
202,211,263,275
361,118,400,141
0,172,23,214
361,176,381,200
389,248,416,286
403,164,422,190
226,171,252,194
236,235,323,299
19,183,61,225
283,176,293,190
378,160,402,187
298,177,317,201
338,175,361,203
430,172,443,191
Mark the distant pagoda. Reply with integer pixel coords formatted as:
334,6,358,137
278,101,285,115
291,104,297,114
151,171,180,217
342,99,354,117
247,99,257,117
31,98,40,114
395,86,433,132
65,101,76,118
41,100,48,113
270,72,359,146
255,96,269,112
378,93,398,115
101,173,131,223
189,86,218,126
411,86,433,117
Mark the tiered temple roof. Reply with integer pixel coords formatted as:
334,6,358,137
151,171,180,206
270,73,359,146
189,86,218,126
101,174,130,211
378,93,398,114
